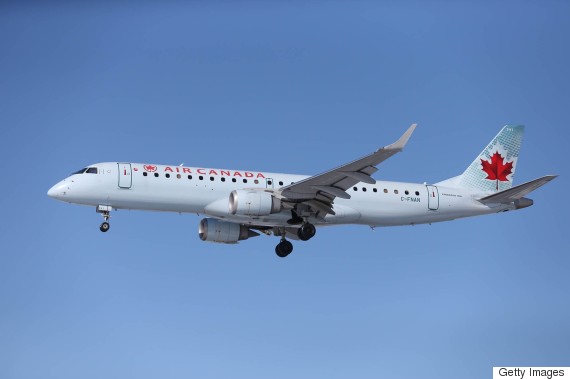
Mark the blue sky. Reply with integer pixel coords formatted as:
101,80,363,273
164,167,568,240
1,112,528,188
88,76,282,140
1,2,569,378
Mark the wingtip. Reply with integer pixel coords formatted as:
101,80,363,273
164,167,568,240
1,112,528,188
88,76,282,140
387,123,417,150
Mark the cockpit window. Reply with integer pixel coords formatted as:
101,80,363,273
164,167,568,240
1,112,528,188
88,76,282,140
72,168,87,175
72,167,97,175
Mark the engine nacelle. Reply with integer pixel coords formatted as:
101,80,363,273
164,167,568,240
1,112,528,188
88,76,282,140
229,190,281,216
198,218,259,244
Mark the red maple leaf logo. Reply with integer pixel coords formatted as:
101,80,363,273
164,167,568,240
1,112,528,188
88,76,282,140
143,164,157,172
481,151,514,189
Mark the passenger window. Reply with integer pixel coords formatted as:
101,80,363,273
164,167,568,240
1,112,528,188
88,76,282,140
373,188,377,193
177,174,181,179
415,191,420,196
154,173,159,177
199,176,203,180
267,180,272,185
362,187,367,192
210,177,214,181
405,190,409,195
254,179,259,184
279,181,283,185
221,177,226,182
232,178,237,183
383,189,388,193
243,179,248,183
353,187,358,191
394,189,399,194
143,172,148,177
165,173,170,178
188,175,192,180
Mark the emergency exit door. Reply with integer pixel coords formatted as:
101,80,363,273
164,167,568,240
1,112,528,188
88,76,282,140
118,163,132,188
426,185,439,210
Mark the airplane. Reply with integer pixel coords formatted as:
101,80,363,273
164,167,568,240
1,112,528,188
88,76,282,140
48,124,557,257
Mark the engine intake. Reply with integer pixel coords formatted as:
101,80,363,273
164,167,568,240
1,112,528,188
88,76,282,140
229,190,281,216
198,218,259,244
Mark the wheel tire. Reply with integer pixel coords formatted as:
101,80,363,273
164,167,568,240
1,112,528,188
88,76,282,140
275,240,293,257
100,222,110,232
275,244,287,258
281,240,293,255
297,223,316,241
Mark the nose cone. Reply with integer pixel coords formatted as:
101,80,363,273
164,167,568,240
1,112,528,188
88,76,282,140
47,180,68,200
47,185,57,198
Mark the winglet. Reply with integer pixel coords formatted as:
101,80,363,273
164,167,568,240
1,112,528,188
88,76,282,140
385,123,417,151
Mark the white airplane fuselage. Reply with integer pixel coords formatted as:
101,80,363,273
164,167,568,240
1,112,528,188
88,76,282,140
48,125,554,257
48,162,512,228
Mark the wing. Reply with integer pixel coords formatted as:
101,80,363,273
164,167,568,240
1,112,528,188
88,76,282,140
277,124,417,216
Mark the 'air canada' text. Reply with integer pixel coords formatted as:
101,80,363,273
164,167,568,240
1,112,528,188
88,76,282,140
142,165,266,179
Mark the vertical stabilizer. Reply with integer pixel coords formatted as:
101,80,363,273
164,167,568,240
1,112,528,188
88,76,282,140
438,125,524,192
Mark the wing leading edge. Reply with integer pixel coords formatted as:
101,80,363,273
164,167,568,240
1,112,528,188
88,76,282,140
277,124,417,214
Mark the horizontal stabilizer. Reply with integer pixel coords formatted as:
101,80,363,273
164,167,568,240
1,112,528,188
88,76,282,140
478,175,557,204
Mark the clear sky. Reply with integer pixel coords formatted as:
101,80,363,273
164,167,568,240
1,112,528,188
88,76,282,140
1,2,569,378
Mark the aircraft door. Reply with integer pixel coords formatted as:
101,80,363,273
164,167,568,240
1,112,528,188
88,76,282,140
426,185,439,210
118,163,132,189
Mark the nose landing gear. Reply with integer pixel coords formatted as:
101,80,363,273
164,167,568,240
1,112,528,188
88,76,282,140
96,205,113,233
100,221,110,232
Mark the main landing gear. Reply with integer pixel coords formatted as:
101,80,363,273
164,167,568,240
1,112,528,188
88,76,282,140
274,222,317,258
297,223,316,241
96,205,112,233
275,238,293,258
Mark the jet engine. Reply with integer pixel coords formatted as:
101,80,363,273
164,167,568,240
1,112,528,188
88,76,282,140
198,218,259,244
229,190,281,216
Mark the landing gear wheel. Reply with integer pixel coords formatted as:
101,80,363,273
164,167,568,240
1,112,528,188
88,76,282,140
297,223,316,241
96,206,112,232
100,221,110,233
275,240,293,258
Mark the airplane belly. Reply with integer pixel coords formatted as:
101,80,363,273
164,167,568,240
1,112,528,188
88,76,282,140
323,204,361,224
108,182,211,213
350,197,427,226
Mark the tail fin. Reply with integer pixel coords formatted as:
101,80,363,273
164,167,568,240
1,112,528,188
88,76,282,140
437,125,525,192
